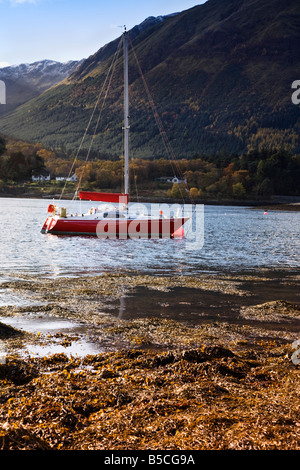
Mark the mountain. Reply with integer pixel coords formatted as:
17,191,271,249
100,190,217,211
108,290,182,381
0,60,82,114
0,0,299,158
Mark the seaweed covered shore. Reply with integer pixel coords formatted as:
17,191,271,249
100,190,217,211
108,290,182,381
0,343,299,451
0,271,299,450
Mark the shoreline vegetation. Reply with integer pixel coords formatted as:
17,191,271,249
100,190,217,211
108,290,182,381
0,183,300,212
1,192,300,214
0,270,299,450
0,136,300,208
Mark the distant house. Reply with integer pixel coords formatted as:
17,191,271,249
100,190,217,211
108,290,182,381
155,176,187,184
32,173,50,182
172,177,186,184
56,174,77,182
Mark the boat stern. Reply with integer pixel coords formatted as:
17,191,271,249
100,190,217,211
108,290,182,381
41,204,59,233
41,216,58,234
41,217,50,233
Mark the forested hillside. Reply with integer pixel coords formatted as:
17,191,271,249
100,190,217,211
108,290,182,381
0,0,299,159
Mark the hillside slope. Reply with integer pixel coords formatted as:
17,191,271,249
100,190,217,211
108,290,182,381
0,0,299,158
0,60,82,115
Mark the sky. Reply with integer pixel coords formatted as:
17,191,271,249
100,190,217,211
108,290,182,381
0,0,206,67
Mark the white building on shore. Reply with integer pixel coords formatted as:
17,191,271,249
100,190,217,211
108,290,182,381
55,174,77,182
32,173,51,182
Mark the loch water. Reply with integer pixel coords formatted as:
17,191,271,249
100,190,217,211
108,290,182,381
0,197,299,279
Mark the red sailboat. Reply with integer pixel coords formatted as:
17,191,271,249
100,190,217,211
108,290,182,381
41,190,188,238
41,29,189,238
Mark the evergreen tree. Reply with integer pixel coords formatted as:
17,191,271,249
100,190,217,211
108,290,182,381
0,137,5,157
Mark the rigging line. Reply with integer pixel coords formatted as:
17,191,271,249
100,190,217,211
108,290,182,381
74,40,122,196
121,123,124,194
73,38,122,198
128,35,194,204
59,36,123,201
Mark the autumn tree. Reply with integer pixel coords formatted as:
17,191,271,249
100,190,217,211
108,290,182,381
232,182,246,199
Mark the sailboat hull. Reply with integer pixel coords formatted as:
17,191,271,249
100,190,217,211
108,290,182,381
41,216,189,238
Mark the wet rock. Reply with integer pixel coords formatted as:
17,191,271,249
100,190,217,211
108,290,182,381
0,425,52,450
100,369,120,379
240,300,300,321
204,345,235,359
152,351,177,367
0,358,39,385
0,322,23,340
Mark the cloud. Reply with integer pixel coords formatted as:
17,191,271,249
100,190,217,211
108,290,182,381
0,62,11,68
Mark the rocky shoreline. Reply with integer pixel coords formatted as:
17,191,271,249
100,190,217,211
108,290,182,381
0,270,299,450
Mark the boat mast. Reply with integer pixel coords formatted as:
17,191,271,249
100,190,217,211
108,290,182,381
123,27,130,197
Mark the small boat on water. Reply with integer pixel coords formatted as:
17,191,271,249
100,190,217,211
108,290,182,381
41,195,189,238
41,29,189,238
41,191,188,238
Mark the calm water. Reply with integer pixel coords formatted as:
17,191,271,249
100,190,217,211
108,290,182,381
0,197,299,279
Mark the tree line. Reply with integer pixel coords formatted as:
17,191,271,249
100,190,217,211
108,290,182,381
0,136,299,199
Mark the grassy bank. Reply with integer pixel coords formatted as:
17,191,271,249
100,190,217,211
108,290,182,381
2,181,300,210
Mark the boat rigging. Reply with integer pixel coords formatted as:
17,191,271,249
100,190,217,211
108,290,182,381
41,27,189,238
